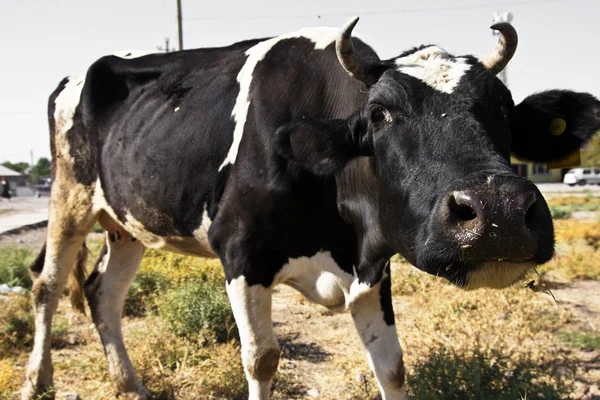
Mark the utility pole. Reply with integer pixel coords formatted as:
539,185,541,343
492,11,513,85
176,0,183,50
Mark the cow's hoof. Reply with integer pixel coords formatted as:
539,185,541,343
118,386,152,400
21,381,55,400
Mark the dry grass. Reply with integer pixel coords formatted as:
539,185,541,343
1,204,598,399
390,263,575,395
0,359,21,400
546,195,600,210
543,219,600,280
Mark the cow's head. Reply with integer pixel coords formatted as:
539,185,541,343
276,18,600,289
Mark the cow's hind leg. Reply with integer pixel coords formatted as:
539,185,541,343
22,187,96,399
351,264,408,400
226,276,280,400
84,234,149,399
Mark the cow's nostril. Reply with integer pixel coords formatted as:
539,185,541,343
448,192,477,223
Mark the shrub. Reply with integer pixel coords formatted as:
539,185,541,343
0,359,20,400
544,240,600,281
547,195,600,211
554,219,600,248
123,250,227,318
126,318,247,399
123,270,167,317
138,250,224,284
0,247,34,289
548,205,572,220
0,294,34,355
91,222,104,233
0,294,71,357
559,332,600,350
156,280,238,343
407,346,570,400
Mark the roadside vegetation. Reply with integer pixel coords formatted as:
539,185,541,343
0,194,598,398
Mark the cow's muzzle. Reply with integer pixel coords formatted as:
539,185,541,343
432,175,554,287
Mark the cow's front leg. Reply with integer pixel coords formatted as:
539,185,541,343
226,276,280,400
350,265,408,400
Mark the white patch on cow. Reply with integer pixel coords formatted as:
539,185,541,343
275,251,354,309
174,107,180,112
395,46,471,94
363,324,408,400
191,205,214,252
275,251,373,313
92,178,122,224
351,274,408,399
219,27,340,171
88,237,150,396
54,75,86,151
122,211,168,249
227,276,278,399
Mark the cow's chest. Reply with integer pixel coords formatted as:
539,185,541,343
273,251,355,311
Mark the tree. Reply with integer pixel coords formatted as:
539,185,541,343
28,157,52,184
582,134,600,167
1,161,29,173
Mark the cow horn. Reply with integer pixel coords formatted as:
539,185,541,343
481,22,518,75
336,17,376,85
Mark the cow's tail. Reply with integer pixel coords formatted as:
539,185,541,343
29,241,89,314
69,244,89,314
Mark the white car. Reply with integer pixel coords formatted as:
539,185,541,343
563,168,600,186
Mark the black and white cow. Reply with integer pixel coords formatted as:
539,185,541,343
23,18,600,400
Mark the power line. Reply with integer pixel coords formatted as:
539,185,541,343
183,0,569,22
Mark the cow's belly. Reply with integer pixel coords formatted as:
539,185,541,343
274,251,355,311
92,178,217,258
121,208,216,258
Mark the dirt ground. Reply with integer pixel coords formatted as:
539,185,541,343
2,225,599,399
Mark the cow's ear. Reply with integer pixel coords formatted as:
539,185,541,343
510,90,600,162
275,114,369,176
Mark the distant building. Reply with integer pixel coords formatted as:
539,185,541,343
511,143,597,184
0,165,28,187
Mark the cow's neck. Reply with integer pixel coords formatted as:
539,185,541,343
336,157,394,283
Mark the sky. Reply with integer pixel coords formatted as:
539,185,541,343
1,0,599,163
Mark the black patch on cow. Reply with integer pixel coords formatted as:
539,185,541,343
84,243,108,289
210,36,381,286
68,109,97,186
80,39,265,236
511,90,600,162
29,242,46,276
379,261,395,326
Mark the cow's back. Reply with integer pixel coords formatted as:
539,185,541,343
68,28,376,263
78,39,266,243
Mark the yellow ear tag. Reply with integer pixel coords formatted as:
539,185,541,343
549,118,567,136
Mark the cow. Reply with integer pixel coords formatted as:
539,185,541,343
23,17,600,400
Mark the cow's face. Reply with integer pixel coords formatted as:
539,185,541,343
276,19,600,289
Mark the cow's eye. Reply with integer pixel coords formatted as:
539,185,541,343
370,105,392,127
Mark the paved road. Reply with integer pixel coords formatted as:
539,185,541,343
0,197,49,234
